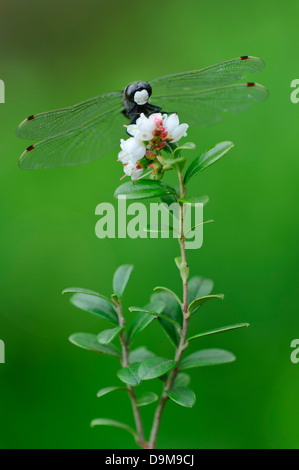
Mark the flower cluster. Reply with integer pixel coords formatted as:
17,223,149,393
118,113,188,180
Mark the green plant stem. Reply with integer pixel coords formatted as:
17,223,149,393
148,170,190,449
115,302,146,448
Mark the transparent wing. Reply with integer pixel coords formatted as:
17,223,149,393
19,105,126,169
150,56,265,94
16,91,123,140
150,83,268,126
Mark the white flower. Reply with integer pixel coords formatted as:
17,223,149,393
127,113,156,141
123,160,143,180
127,112,188,143
118,137,146,164
163,113,189,142
118,112,189,181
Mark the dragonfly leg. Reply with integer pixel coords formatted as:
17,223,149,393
146,103,162,115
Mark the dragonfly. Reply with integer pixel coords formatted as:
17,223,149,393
17,56,268,170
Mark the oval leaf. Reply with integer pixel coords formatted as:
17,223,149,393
151,291,182,347
97,386,126,398
127,312,155,344
178,195,209,206
90,419,138,443
128,347,156,364
184,141,234,184
127,301,165,343
164,157,187,172
188,294,224,314
173,142,196,156
117,363,141,386
188,276,214,304
97,326,124,345
153,286,182,309
69,333,120,357
70,293,118,324
113,264,133,298
173,373,191,388
180,349,236,370
138,357,177,380
137,392,159,407
62,287,110,302
129,306,181,330
187,323,250,342
166,387,196,408
114,179,176,200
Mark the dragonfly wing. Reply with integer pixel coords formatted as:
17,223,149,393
16,91,123,140
150,56,265,94
19,106,126,169
151,83,268,126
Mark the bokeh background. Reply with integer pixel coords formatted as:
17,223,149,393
0,0,298,449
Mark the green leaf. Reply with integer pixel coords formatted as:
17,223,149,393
151,291,182,346
188,276,214,304
164,157,187,172
159,194,180,224
174,257,182,270
163,141,179,158
138,357,177,380
127,301,164,343
97,386,126,398
69,333,120,357
187,323,250,342
137,392,159,407
117,363,141,386
153,286,182,309
129,306,181,330
184,141,234,184
128,347,156,364
113,264,133,298
127,312,155,343
70,293,118,324
160,194,178,206
180,349,236,370
178,195,209,206
184,219,214,237
173,142,196,157
188,294,224,314
62,287,110,302
97,326,124,345
166,387,196,408
90,419,138,443
114,179,176,200
173,373,191,388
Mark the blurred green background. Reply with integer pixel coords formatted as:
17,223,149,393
0,0,298,449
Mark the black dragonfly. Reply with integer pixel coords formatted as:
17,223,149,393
16,56,268,169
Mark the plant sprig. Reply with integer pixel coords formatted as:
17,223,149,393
64,140,249,449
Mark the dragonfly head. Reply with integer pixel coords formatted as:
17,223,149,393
124,81,152,106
